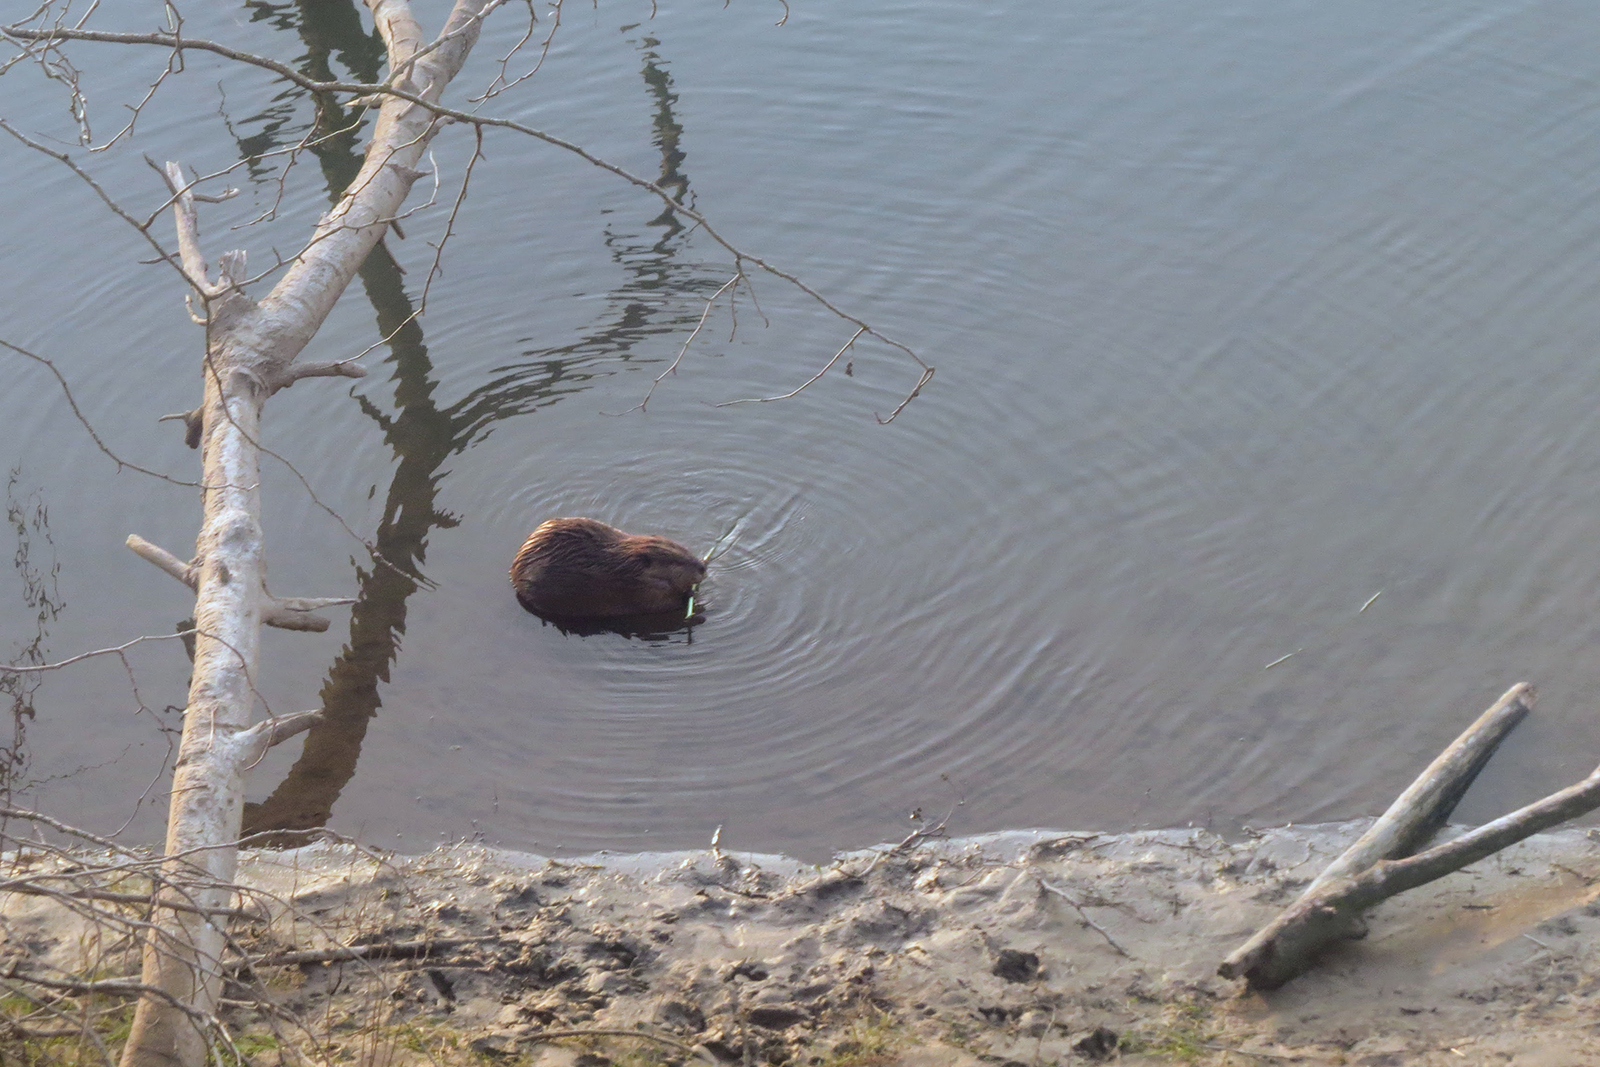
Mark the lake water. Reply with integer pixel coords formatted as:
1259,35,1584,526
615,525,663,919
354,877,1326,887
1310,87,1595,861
4,0,1600,859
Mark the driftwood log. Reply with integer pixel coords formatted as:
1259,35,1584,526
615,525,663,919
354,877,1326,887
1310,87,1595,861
1218,682,1600,990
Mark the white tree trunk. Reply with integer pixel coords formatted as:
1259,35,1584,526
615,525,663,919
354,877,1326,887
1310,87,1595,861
120,3,484,1064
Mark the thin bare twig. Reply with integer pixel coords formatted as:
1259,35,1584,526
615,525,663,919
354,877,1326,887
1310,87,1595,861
0,631,191,676
2,21,934,420
855,801,959,879
234,935,493,970
471,0,562,102
0,120,189,287
0,343,208,488
717,326,864,407
1034,876,1134,958
601,274,740,415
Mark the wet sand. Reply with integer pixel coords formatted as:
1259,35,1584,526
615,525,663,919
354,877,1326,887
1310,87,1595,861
6,820,1598,1064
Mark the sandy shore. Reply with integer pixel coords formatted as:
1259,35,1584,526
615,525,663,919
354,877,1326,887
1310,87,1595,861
4,820,1598,1065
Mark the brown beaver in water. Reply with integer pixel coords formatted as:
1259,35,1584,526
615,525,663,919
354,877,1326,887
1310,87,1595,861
510,517,705,619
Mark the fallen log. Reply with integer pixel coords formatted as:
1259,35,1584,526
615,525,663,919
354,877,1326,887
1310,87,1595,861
1301,682,1534,898
1217,682,1589,990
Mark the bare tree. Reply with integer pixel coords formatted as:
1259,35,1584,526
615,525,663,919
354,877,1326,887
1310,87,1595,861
0,1,928,1063
91,6,485,1063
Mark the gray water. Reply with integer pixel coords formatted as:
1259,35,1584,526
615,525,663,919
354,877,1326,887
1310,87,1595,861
4,0,1600,858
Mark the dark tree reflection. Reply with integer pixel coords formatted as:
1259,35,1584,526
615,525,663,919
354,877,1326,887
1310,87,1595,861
0,470,63,805
235,3,719,841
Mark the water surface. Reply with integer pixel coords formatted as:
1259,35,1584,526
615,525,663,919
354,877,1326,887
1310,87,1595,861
3,1,1600,857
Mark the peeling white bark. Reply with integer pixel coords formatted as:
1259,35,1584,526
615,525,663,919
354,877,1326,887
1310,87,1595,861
119,3,485,1064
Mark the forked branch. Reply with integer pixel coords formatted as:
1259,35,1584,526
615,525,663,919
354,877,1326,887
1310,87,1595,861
1216,682,1600,990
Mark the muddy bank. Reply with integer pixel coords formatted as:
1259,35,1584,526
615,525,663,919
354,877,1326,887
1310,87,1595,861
4,821,1599,1065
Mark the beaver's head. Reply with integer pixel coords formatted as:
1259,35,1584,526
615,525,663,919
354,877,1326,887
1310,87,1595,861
621,535,707,601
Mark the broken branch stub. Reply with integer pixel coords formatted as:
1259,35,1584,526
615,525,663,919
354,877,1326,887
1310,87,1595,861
125,534,351,632
268,359,368,394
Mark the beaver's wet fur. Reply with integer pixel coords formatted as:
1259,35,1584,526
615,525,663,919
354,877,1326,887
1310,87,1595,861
510,517,705,619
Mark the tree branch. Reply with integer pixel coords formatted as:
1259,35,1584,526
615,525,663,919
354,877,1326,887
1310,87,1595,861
159,161,216,294
4,15,933,419
1217,683,1574,990
1304,683,1534,897
126,533,196,588
236,710,324,766
125,535,350,632
267,360,368,394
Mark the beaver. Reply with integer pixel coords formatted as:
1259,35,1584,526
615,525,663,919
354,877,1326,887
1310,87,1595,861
510,517,706,619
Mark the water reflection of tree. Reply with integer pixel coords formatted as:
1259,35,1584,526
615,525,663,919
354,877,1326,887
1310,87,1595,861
0,471,63,804
236,2,717,840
